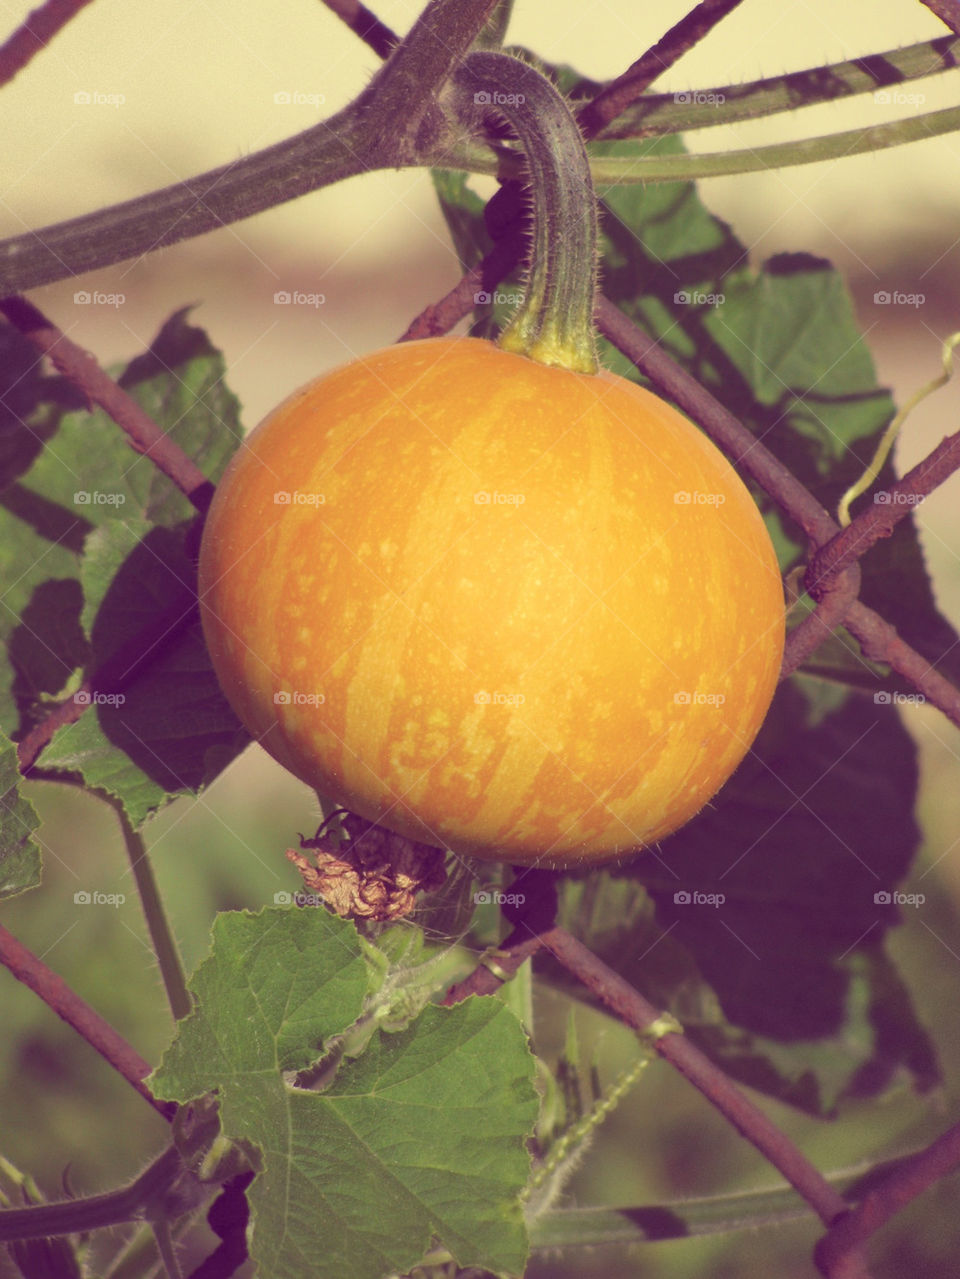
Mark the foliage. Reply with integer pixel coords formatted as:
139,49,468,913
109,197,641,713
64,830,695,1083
2,3,959,1278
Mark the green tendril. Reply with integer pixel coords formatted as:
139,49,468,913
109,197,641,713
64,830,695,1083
838,331,960,526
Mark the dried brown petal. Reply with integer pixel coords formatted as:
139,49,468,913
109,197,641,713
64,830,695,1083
284,812,447,921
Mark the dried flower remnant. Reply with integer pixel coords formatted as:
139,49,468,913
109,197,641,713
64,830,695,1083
286,810,447,921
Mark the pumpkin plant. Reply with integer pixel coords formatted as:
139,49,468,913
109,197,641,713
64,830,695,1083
198,51,785,868
3,2,959,1276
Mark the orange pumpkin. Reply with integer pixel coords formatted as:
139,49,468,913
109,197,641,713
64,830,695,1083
198,336,784,868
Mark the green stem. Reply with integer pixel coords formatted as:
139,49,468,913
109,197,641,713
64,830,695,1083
585,34,960,138
2,63,959,293
528,1143,932,1247
0,1147,183,1241
109,797,191,1022
454,51,599,371
103,1215,197,1279
577,103,960,183
0,0,492,294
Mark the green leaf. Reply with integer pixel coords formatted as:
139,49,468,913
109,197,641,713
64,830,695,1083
151,909,538,1279
590,132,960,690
0,310,250,824
39,519,248,826
429,169,527,341
0,322,89,741
0,731,41,898
548,682,938,1115
431,169,492,274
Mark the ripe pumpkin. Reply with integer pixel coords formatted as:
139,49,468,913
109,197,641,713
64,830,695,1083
198,336,784,868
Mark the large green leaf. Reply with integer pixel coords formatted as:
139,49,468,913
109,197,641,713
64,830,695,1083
0,731,41,898
592,132,960,686
0,309,250,824
39,518,247,826
541,682,937,1115
151,908,538,1279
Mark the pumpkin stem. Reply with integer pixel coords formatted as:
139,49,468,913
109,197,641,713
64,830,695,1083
454,50,599,374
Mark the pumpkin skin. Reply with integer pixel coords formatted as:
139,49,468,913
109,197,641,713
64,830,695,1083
199,336,784,868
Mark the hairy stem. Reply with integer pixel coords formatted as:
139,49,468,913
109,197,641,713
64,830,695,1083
2,92,958,295
110,797,192,1022
0,1146,183,1240
577,0,747,137
0,0,495,294
585,35,960,138
454,50,598,370
0,0,96,90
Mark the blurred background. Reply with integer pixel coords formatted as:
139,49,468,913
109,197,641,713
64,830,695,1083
2,1,960,1275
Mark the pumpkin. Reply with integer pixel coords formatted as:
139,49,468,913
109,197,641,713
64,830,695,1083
198,336,784,868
